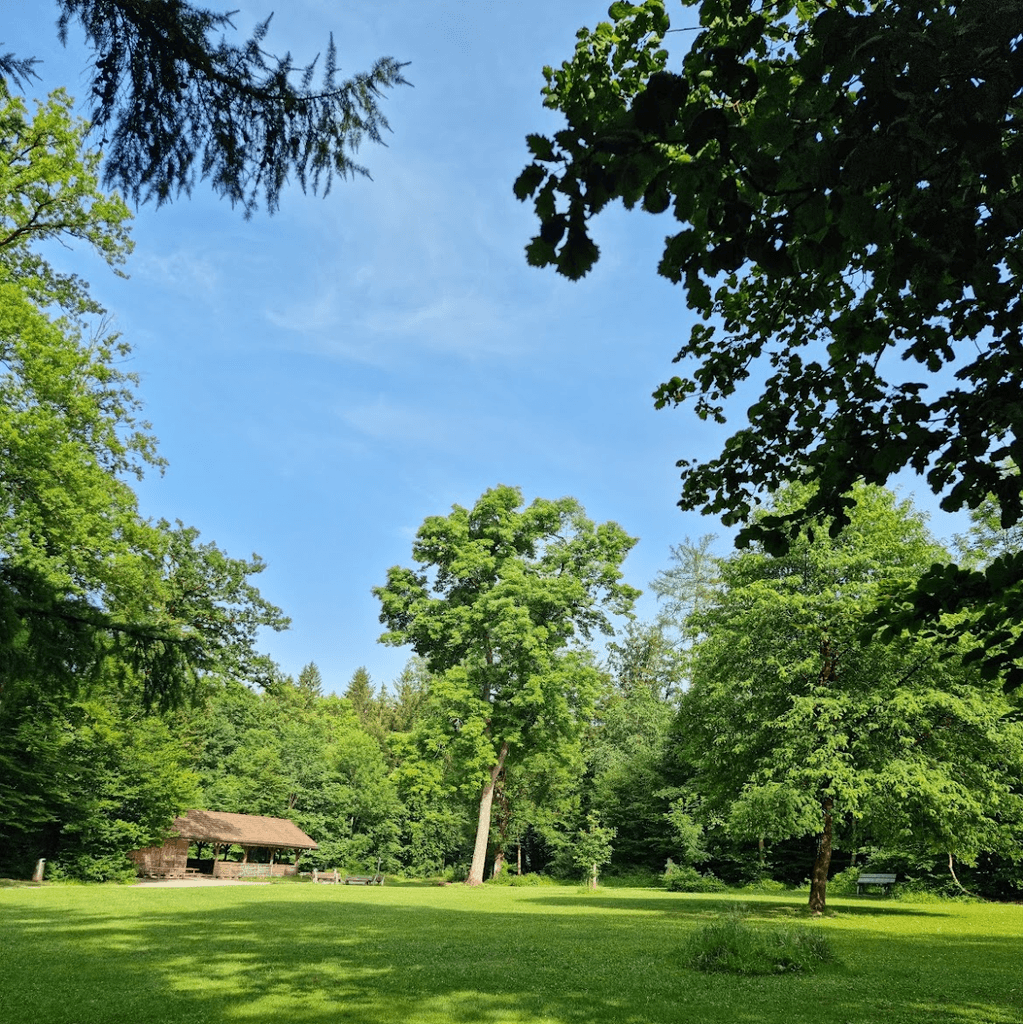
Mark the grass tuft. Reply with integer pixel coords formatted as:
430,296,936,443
684,908,836,975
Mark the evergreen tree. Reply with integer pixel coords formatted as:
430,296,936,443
5,2,409,215
296,662,324,704
345,667,376,723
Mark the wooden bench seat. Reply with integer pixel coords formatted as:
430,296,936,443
311,868,384,885
856,872,896,895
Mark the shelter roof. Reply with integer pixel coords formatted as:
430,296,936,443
171,810,318,850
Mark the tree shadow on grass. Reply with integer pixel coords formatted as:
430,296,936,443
1,889,1018,1024
520,891,949,919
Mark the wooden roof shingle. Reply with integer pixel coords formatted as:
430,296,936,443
171,810,318,850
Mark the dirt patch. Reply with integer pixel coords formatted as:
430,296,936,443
132,877,270,888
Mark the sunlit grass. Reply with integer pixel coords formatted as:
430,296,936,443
1,884,1021,1023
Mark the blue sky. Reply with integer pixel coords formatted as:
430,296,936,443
6,1,967,695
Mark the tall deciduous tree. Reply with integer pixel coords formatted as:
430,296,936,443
5,2,409,214
0,87,287,709
0,677,201,879
675,484,1023,912
518,0,1023,687
375,485,639,885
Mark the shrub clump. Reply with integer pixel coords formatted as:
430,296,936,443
684,911,836,975
739,877,789,894
486,871,557,887
824,867,862,897
601,867,662,889
663,862,729,893
508,872,557,887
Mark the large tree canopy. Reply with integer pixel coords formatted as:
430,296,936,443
674,484,1023,912
518,0,1023,686
0,87,287,709
375,485,639,884
4,1,409,214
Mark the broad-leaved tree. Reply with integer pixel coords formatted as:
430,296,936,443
675,484,1023,912
375,485,639,884
518,0,1023,688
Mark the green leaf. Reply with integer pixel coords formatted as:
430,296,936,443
525,237,557,267
557,227,601,280
513,163,547,201
526,133,557,161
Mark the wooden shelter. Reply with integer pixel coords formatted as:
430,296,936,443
129,810,318,878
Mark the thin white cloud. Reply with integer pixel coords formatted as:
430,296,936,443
256,151,559,365
265,286,341,334
264,283,513,359
339,396,452,447
357,290,515,356
134,249,221,294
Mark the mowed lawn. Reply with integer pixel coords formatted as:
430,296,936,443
1,883,1020,1024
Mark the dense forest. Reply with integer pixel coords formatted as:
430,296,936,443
6,490,1023,898
3,424,1021,900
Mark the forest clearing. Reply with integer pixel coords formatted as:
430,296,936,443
3,16,1023,1024
1,882,1021,1024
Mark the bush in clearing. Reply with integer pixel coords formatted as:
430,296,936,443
663,862,728,893
486,871,557,887
684,909,836,975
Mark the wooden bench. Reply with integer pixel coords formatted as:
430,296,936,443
856,872,896,895
310,869,384,885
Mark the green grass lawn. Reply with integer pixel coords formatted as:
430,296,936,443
1,882,1020,1024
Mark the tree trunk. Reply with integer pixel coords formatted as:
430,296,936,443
491,779,511,879
808,646,839,915
808,798,834,914
465,741,509,886
947,851,974,897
